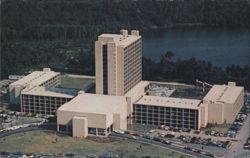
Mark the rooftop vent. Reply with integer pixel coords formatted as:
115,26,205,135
43,68,51,72
78,90,85,95
228,81,236,86
120,29,128,36
131,30,139,36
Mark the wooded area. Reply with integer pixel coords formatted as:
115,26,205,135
143,52,249,90
1,0,249,89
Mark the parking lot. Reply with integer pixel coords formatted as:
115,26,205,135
129,125,231,157
225,114,250,158
126,93,250,158
113,130,213,158
224,94,250,158
0,110,45,130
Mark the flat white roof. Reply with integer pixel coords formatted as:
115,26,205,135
203,84,244,104
136,95,201,109
98,33,141,47
10,68,59,87
58,93,127,115
21,86,78,98
149,81,194,88
125,81,149,97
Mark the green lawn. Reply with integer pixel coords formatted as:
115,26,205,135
0,131,193,158
60,74,95,91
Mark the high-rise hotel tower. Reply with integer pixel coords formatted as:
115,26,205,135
95,30,142,96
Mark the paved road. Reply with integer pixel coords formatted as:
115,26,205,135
0,127,43,138
0,124,55,138
225,114,250,158
182,142,227,156
110,133,211,158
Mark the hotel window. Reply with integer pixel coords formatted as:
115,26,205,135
97,128,106,136
88,127,97,135
59,124,67,132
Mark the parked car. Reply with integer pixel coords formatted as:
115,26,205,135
194,130,201,134
159,132,166,137
165,134,175,138
114,130,124,134
163,140,172,145
243,144,250,150
247,137,250,144
0,152,10,156
210,130,216,136
184,146,192,151
143,134,153,140
132,133,140,137
219,132,224,137
153,137,161,142
124,131,130,134
182,128,191,132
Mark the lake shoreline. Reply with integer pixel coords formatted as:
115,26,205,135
142,27,249,68
142,23,249,33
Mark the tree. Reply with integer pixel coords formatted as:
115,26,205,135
161,51,174,62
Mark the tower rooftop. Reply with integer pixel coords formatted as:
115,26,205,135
98,30,141,47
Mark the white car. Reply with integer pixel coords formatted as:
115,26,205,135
164,126,170,130
160,133,166,137
236,122,243,125
114,130,125,134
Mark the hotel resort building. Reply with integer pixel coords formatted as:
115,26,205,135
9,30,245,138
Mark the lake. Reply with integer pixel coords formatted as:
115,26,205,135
142,27,249,68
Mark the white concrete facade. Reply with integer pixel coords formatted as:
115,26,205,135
9,68,60,105
57,93,127,138
203,82,244,124
95,30,142,96
72,116,88,138
125,81,149,115
134,95,207,130
20,86,78,115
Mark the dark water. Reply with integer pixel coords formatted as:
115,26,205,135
142,27,249,68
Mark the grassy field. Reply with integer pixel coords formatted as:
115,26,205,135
60,74,95,91
0,131,193,158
